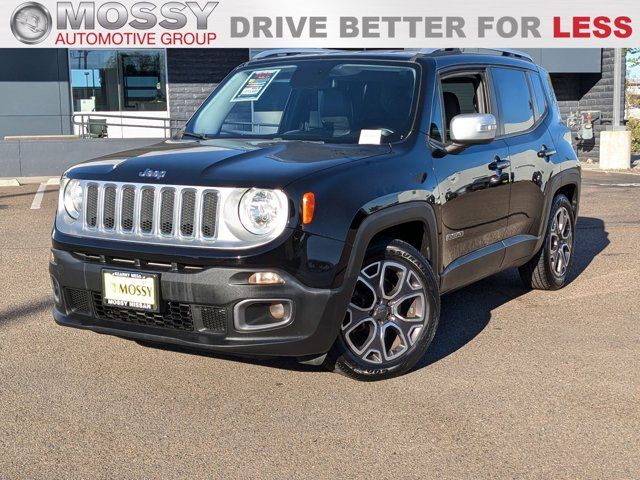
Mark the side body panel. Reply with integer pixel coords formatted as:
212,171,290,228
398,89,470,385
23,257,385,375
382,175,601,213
431,141,511,270
502,124,556,242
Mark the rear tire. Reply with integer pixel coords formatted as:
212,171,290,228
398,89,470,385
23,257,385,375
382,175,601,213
326,239,440,381
519,194,575,291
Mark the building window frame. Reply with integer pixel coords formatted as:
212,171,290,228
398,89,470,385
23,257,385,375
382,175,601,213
68,49,170,114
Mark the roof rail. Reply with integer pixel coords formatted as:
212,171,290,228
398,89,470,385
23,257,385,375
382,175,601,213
409,48,460,59
472,48,533,62
411,47,533,63
251,49,341,61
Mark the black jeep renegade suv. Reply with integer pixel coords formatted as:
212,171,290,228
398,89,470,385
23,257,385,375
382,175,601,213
51,48,580,381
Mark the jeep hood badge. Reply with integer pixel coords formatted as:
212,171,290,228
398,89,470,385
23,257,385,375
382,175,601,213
139,168,167,179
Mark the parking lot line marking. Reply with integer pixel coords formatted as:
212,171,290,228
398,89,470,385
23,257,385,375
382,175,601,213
30,183,48,210
596,183,640,187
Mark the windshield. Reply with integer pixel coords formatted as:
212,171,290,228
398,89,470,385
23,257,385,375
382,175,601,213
186,60,419,144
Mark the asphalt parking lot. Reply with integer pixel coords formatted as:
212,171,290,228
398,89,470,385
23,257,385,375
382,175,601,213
0,168,639,479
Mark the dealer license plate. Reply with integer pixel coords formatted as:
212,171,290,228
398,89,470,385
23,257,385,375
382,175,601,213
102,270,159,312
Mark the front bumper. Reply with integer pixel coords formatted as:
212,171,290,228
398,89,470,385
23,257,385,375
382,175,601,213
50,249,347,357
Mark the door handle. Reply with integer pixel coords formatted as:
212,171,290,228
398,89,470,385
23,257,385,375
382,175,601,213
537,145,557,159
488,157,511,171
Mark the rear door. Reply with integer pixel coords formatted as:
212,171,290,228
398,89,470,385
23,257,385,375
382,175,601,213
491,67,555,247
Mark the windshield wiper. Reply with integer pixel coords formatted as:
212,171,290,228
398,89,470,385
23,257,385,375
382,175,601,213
181,131,209,140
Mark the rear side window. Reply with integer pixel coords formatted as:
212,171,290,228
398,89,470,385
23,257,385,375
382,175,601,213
528,72,548,120
493,67,535,135
545,72,559,108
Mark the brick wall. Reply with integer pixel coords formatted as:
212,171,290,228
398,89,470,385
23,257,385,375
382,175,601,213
166,49,249,122
551,48,626,161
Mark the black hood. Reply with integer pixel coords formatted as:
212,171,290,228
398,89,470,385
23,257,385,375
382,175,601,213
66,139,391,188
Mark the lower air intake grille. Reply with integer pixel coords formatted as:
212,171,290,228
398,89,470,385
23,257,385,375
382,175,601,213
66,288,93,315
199,306,227,332
93,293,195,331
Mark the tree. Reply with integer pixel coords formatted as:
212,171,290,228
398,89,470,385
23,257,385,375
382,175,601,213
628,48,640,70
626,49,640,115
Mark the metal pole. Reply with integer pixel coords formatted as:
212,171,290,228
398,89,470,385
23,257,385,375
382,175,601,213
613,48,624,128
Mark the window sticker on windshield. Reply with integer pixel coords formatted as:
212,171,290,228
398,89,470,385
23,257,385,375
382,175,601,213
231,69,281,102
359,129,383,145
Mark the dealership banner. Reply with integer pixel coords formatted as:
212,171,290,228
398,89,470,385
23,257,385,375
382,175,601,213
1,0,638,48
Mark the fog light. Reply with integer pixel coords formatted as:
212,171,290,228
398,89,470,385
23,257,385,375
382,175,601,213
269,303,286,320
248,272,285,285
234,299,293,331
50,275,61,304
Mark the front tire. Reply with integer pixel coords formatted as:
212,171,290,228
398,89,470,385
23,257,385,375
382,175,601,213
326,239,440,381
519,194,576,290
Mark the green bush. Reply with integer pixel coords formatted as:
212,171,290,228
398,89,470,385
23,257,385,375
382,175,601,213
628,118,640,154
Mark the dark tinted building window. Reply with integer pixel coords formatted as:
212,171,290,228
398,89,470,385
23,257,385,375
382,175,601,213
493,67,534,135
70,50,167,113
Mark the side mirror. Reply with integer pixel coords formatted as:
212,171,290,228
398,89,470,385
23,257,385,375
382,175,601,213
450,113,497,145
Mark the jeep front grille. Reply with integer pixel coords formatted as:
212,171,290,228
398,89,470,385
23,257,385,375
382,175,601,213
57,180,289,250
78,181,220,247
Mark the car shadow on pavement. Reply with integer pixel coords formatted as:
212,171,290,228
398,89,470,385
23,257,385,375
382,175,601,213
568,216,610,283
0,298,53,327
0,190,48,201
0,189,58,210
138,217,609,376
135,341,321,373
415,215,609,371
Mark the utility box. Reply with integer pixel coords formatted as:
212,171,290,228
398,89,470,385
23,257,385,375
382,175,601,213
599,129,632,170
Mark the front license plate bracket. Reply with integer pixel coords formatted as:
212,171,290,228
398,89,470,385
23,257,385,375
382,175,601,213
102,270,160,313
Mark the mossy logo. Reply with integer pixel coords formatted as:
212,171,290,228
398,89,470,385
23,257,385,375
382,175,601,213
10,2,52,44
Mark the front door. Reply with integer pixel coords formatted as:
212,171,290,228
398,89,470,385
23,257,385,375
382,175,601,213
429,70,512,274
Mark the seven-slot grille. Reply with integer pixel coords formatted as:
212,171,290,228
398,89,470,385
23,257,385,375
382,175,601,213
83,182,220,244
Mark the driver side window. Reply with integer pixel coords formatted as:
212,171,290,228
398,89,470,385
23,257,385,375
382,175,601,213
439,72,489,143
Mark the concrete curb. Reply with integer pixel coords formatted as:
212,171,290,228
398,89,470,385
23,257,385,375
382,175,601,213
0,179,20,187
581,164,640,175
0,177,61,186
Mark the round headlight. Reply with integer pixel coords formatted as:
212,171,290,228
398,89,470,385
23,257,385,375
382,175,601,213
239,188,285,235
63,179,83,220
